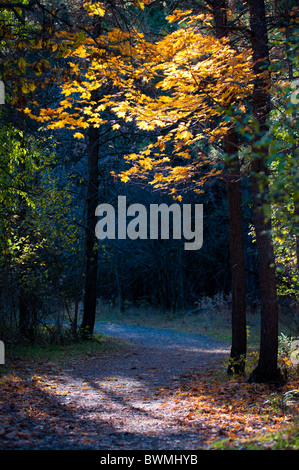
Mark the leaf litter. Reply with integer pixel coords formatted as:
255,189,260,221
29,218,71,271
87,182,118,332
0,322,298,450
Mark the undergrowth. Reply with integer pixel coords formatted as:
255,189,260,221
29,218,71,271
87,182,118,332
95,293,297,350
1,334,129,374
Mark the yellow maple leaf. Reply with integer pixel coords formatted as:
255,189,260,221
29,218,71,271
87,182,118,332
74,132,85,139
167,10,192,24
85,2,105,17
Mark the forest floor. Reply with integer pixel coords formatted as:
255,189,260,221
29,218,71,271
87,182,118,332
0,320,298,451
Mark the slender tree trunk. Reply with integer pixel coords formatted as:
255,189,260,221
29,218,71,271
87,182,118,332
294,201,299,273
176,243,185,312
73,298,79,337
211,0,247,374
247,0,284,384
115,252,124,312
19,290,31,342
80,20,103,338
224,128,247,374
80,125,100,338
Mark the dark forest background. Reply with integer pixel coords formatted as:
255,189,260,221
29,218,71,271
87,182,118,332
0,0,298,374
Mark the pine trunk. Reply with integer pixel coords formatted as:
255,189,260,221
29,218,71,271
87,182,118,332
211,0,247,374
224,128,247,374
80,125,100,338
247,0,284,384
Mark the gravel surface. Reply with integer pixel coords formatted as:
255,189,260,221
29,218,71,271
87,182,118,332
1,322,230,450
95,321,227,351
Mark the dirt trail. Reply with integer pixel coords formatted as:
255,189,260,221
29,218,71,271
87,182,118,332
1,322,230,450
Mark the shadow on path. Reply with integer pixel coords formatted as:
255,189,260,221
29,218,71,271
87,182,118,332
1,322,230,450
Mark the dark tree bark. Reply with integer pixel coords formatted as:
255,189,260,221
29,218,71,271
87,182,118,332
211,0,247,374
224,128,247,374
295,202,299,273
246,0,284,384
19,290,31,342
115,251,125,313
210,0,227,38
176,243,185,312
80,18,103,339
80,125,100,338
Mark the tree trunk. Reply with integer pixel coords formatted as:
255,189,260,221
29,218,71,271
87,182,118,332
224,128,247,374
19,290,31,342
211,0,247,374
115,252,125,312
294,201,299,273
247,0,284,384
176,243,185,312
80,125,100,338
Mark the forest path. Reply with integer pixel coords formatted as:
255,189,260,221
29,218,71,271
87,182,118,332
1,322,230,450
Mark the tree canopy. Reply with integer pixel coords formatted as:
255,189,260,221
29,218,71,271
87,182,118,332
0,0,298,384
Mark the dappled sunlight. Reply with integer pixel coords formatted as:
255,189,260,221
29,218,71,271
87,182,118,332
1,336,298,450
0,324,297,450
172,345,229,355
170,374,298,446
34,363,296,448
28,369,204,446
0,0,298,452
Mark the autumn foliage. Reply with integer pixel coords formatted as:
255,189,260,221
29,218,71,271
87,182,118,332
0,0,298,451
23,6,257,196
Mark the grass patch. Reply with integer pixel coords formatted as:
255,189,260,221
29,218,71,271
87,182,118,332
1,334,130,375
2,295,297,381
212,420,299,450
94,295,297,351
